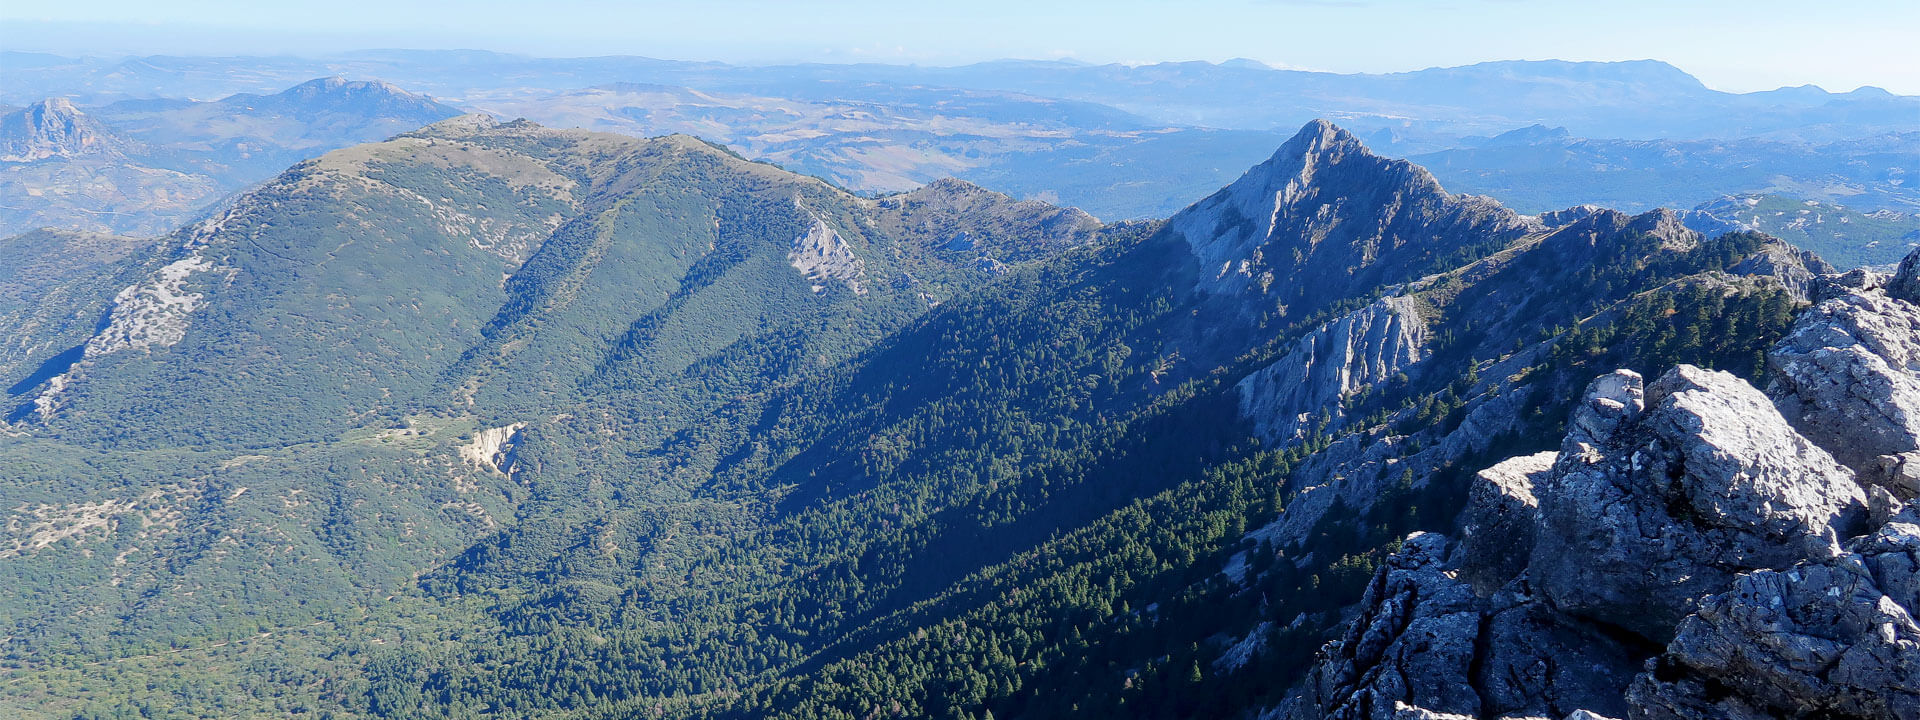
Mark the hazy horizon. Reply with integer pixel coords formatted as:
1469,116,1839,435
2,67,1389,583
4,0,1918,95
6,44,1916,98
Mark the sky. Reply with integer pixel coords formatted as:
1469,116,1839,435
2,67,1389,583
4,0,1919,95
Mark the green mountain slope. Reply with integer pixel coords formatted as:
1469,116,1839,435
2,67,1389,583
1692,193,1920,269
0,228,160,384
0,115,1099,719
0,119,1825,720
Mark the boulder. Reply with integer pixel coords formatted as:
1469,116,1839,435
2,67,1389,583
1628,506,1920,720
1533,365,1867,641
1457,451,1555,594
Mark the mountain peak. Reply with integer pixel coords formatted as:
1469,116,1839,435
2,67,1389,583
0,98,129,163
283,76,402,96
1167,119,1531,313
220,77,459,120
1485,123,1572,146
401,112,505,140
1285,117,1365,155
891,177,1098,230
1247,119,1421,201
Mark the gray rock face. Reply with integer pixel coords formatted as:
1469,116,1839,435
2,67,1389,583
1534,365,1867,641
1887,247,1920,304
1564,369,1645,450
1237,295,1428,444
1287,355,1894,720
1537,204,1607,227
1769,268,1920,492
1726,242,1831,302
1456,450,1554,594
1288,533,1485,720
1287,251,1920,720
1281,533,1639,720
1473,598,1643,720
1873,452,1920,499
1629,507,1920,720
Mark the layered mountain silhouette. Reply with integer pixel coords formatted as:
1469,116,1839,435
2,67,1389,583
0,77,461,236
0,117,1899,720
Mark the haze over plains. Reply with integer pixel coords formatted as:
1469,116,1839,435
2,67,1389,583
5,0,1919,95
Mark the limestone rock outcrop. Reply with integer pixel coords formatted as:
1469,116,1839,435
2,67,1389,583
1285,243,1920,720
1769,258,1920,496
1286,533,1487,720
789,213,868,295
1237,295,1429,444
460,422,527,474
1456,450,1553,594
1280,532,1639,720
1533,365,1867,641
1629,506,1920,719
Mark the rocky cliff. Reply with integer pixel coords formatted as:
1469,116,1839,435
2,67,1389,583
0,98,130,162
1237,295,1429,444
1280,247,1920,720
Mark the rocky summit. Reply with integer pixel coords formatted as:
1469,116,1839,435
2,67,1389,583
1283,246,1920,720
0,98,130,162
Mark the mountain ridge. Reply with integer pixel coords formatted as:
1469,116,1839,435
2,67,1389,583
0,117,1893,720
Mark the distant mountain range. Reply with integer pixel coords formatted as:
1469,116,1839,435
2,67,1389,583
8,52,1917,141
1406,123,1920,214
0,77,459,235
3,52,1916,267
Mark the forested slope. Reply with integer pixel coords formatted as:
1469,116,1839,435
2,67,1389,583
0,119,1834,720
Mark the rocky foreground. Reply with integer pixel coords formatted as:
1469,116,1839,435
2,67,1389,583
1283,250,1920,719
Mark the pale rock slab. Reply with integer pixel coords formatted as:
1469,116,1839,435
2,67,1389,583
1534,365,1867,641
789,211,867,295
1237,295,1428,444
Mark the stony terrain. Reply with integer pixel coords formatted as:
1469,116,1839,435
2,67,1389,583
1279,248,1920,720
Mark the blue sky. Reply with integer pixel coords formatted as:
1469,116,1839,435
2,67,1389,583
4,0,1918,94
